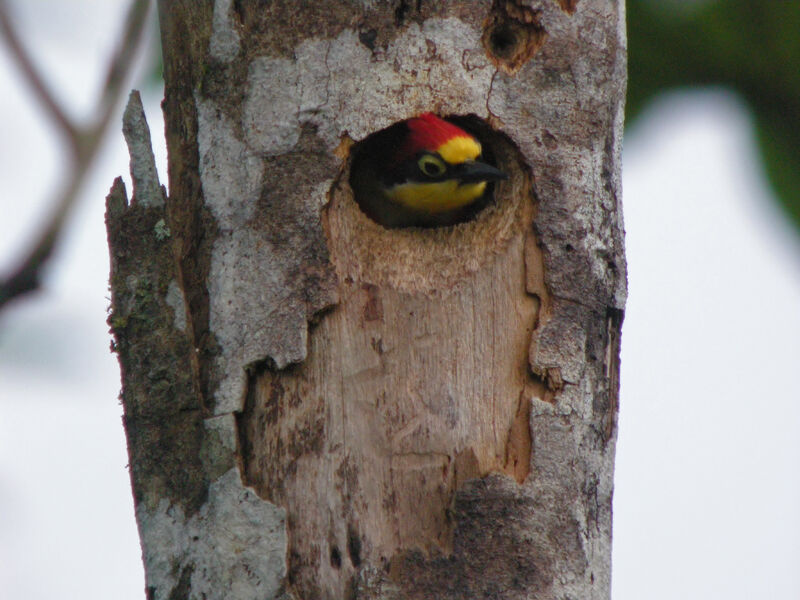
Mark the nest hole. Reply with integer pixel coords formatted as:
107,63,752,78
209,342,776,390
348,115,505,229
324,114,535,293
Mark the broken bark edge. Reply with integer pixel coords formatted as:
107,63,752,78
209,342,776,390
122,90,164,208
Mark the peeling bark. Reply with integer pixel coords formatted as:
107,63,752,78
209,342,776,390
107,1,626,599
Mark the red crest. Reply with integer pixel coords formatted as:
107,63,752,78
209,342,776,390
397,113,472,161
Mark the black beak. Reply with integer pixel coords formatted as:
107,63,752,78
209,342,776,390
455,160,508,184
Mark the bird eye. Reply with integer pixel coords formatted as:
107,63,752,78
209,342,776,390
417,154,446,178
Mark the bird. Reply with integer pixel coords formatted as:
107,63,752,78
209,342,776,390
349,113,508,228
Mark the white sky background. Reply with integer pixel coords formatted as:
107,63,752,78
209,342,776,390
0,2,799,599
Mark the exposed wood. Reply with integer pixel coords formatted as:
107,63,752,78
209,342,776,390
238,131,545,597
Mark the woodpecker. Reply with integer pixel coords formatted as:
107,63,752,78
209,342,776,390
349,113,507,228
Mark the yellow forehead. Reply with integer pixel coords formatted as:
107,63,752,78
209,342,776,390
436,135,482,165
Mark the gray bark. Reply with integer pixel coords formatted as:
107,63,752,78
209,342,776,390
107,1,626,598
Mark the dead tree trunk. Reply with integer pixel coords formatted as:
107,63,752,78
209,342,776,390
107,1,626,599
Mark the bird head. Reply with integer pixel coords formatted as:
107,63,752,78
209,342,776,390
383,113,507,214
350,113,508,227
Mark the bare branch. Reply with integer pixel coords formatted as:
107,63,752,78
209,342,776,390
0,0,153,312
0,171,83,310
0,0,80,149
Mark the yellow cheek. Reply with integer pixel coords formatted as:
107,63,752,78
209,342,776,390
386,180,487,213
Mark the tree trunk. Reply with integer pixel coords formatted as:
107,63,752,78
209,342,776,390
107,1,626,599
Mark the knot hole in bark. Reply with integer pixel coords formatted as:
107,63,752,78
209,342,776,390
482,1,547,74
